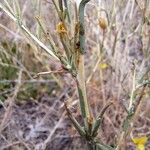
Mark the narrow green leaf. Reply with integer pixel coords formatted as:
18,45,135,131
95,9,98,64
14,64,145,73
96,143,115,150
64,102,86,137
92,117,101,137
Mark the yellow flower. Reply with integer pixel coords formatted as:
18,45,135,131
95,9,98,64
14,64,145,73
56,22,67,35
99,63,108,69
132,136,148,150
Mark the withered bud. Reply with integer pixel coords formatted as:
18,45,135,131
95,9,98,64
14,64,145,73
56,22,67,35
87,115,93,125
98,17,107,30
75,22,80,35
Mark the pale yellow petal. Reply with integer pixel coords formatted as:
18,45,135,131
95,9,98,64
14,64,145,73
138,144,145,150
132,136,148,145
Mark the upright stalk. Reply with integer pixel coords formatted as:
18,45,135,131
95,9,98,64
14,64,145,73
79,0,90,53
77,0,91,126
77,1,93,149
76,55,90,120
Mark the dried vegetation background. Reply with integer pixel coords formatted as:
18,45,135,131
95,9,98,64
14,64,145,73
0,0,150,149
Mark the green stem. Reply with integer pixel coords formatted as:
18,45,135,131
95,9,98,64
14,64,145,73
58,0,63,12
77,0,91,134
77,0,91,119
76,55,90,119
79,0,90,53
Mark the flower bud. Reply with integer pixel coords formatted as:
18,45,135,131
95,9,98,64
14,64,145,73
99,17,107,30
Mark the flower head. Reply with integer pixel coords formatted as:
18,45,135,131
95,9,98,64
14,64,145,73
99,63,108,69
56,22,67,35
132,136,148,150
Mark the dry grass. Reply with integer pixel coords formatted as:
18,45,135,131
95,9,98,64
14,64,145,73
0,0,150,149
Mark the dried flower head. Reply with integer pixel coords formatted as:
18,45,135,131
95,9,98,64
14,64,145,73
56,22,67,35
87,115,93,125
99,17,107,30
